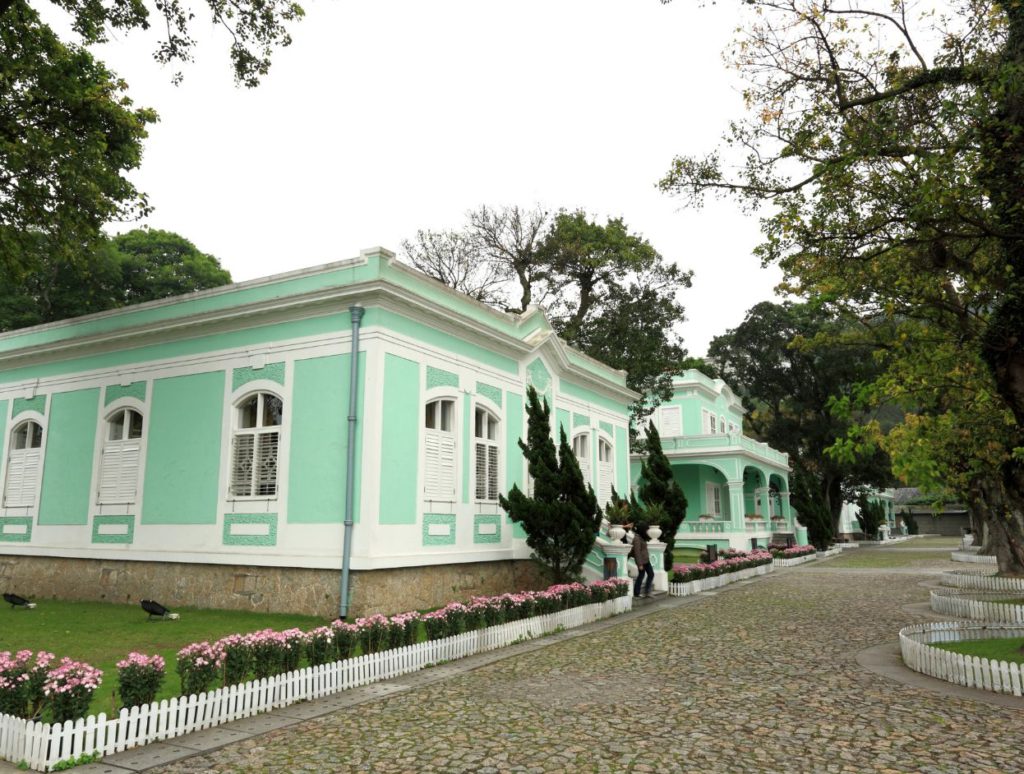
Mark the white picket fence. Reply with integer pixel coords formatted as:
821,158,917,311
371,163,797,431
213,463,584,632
668,563,773,597
899,621,1024,697
772,553,817,568
950,551,998,565
929,590,1024,623
0,595,631,771
941,570,1024,593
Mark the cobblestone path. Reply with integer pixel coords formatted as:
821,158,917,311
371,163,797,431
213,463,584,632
154,551,1024,773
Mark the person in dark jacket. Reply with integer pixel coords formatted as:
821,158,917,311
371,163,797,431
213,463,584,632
629,522,654,598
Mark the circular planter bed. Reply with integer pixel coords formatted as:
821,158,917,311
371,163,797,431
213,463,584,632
899,621,1024,696
929,588,1024,623
950,550,998,564
940,570,1024,593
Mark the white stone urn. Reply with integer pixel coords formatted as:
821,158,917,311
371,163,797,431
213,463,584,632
647,525,663,541
608,524,626,542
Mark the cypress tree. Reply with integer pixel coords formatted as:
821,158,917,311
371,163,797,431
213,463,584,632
499,386,602,582
636,422,688,570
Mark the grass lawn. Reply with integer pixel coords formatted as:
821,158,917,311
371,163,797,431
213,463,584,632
933,637,1024,665
822,550,954,569
0,600,322,718
876,536,960,549
674,548,704,565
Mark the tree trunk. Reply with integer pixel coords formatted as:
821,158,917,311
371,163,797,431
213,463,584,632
969,475,1024,576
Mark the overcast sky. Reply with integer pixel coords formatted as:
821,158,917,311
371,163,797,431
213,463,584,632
85,0,783,356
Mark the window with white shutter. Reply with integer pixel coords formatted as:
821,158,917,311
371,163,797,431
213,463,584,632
597,437,614,509
98,408,144,504
572,433,591,487
474,406,500,501
705,482,722,516
230,392,282,498
719,415,727,434
4,420,44,508
424,398,457,500
660,406,682,437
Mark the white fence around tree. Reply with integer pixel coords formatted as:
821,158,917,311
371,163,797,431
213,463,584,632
899,621,1024,697
929,590,1024,624
941,570,1024,593
0,595,631,771
668,563,773,596
950,551,998,565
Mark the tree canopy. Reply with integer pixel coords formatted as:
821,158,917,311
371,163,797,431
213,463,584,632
707,301,892,541
662,0,1024,573
1,0,301,282
0,229,232,331
401,206,692,424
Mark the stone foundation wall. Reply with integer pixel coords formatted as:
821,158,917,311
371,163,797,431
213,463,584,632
0,555,551,619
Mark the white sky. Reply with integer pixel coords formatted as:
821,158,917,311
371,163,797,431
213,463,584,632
83,0,783,356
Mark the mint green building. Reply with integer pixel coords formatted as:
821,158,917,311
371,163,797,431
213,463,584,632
631,369,803,553
0,248,637,617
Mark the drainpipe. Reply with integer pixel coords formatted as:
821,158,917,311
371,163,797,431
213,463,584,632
339,305,364,619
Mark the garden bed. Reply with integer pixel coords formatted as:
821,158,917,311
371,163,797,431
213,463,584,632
929,589,1024,624
898,621,1024,697
0,589,630,771
950,551,998,564
941,570,1024,593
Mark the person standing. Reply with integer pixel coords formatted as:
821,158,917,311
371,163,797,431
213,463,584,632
629,522,654,598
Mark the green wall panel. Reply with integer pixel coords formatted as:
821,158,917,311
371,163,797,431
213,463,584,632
505,392,524,492
142,371,224,525
0,516,32,542
426,366,459,390
556,408,571,438
379,354,419,525
560,379,628,415
232,362,285,391
476,382,502,407
92,515,135,544
38,388,99,525
473,514,501,544
422,513,456,546
13,396,46,417
223,513,278,546
288,354,362,524
104,382,147,405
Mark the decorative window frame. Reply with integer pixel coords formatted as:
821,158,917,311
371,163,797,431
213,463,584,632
571,430,592,489
221,379,289,510
421,387,461,507
472,395,502,505
1,409,47,515
705,482,723,517
659,405,682,437
91,396,149,513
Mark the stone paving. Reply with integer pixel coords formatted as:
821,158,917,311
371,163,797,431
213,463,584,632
1,544,1012,774
107,546,1019,774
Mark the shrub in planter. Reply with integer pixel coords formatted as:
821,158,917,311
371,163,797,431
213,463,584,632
281,629,306,673
216,634,253,686
0,649,53,719
422,609,450,640
44,658,103,723
442,603,470,635
177,642,223,697
473,597,505,627
330,621,359,660
356,614,391,654
116,652,165,709
247,630,289,679
306,627,335,667
390,612,421,647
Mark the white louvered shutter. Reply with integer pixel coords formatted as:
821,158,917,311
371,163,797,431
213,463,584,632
598,463,613,510
98,443,141,504
231,435,256,496
255,432,279,496
661,406,682,437
425,431,456,500
4,450,40,507
487,445,499,500
475,442,487,500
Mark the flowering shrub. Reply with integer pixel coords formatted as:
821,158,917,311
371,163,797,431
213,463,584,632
355,614,391,654
216,634,253,686
306,627,335,667
330,621,360,660
0,649,53,719
770,544,816,558
390,612,421,648
116,653,165,709
281,629,306,673
247,629,290,679
176,642,223,696
44,658,103,723
671,549,773,583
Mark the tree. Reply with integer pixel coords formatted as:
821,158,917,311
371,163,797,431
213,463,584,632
1,0,301,279
0,229,232,331
401,206,692,425
855,496,887,540
499,387,602,583
707,301,891,537
635,423,688,570
659,0,1024,573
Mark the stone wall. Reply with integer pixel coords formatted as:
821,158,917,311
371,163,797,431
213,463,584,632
0,555,551,619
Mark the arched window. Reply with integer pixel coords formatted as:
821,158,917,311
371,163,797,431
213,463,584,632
98,408,144,504
424,398,456,500
572,432,591,487
474,406,500,501
230,392,282,497
4,420,43,507
597,437,614,509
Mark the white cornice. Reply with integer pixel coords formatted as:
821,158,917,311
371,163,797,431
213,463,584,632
630,446,791,473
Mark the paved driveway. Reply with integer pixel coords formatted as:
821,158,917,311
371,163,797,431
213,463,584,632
17,544,1018,774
